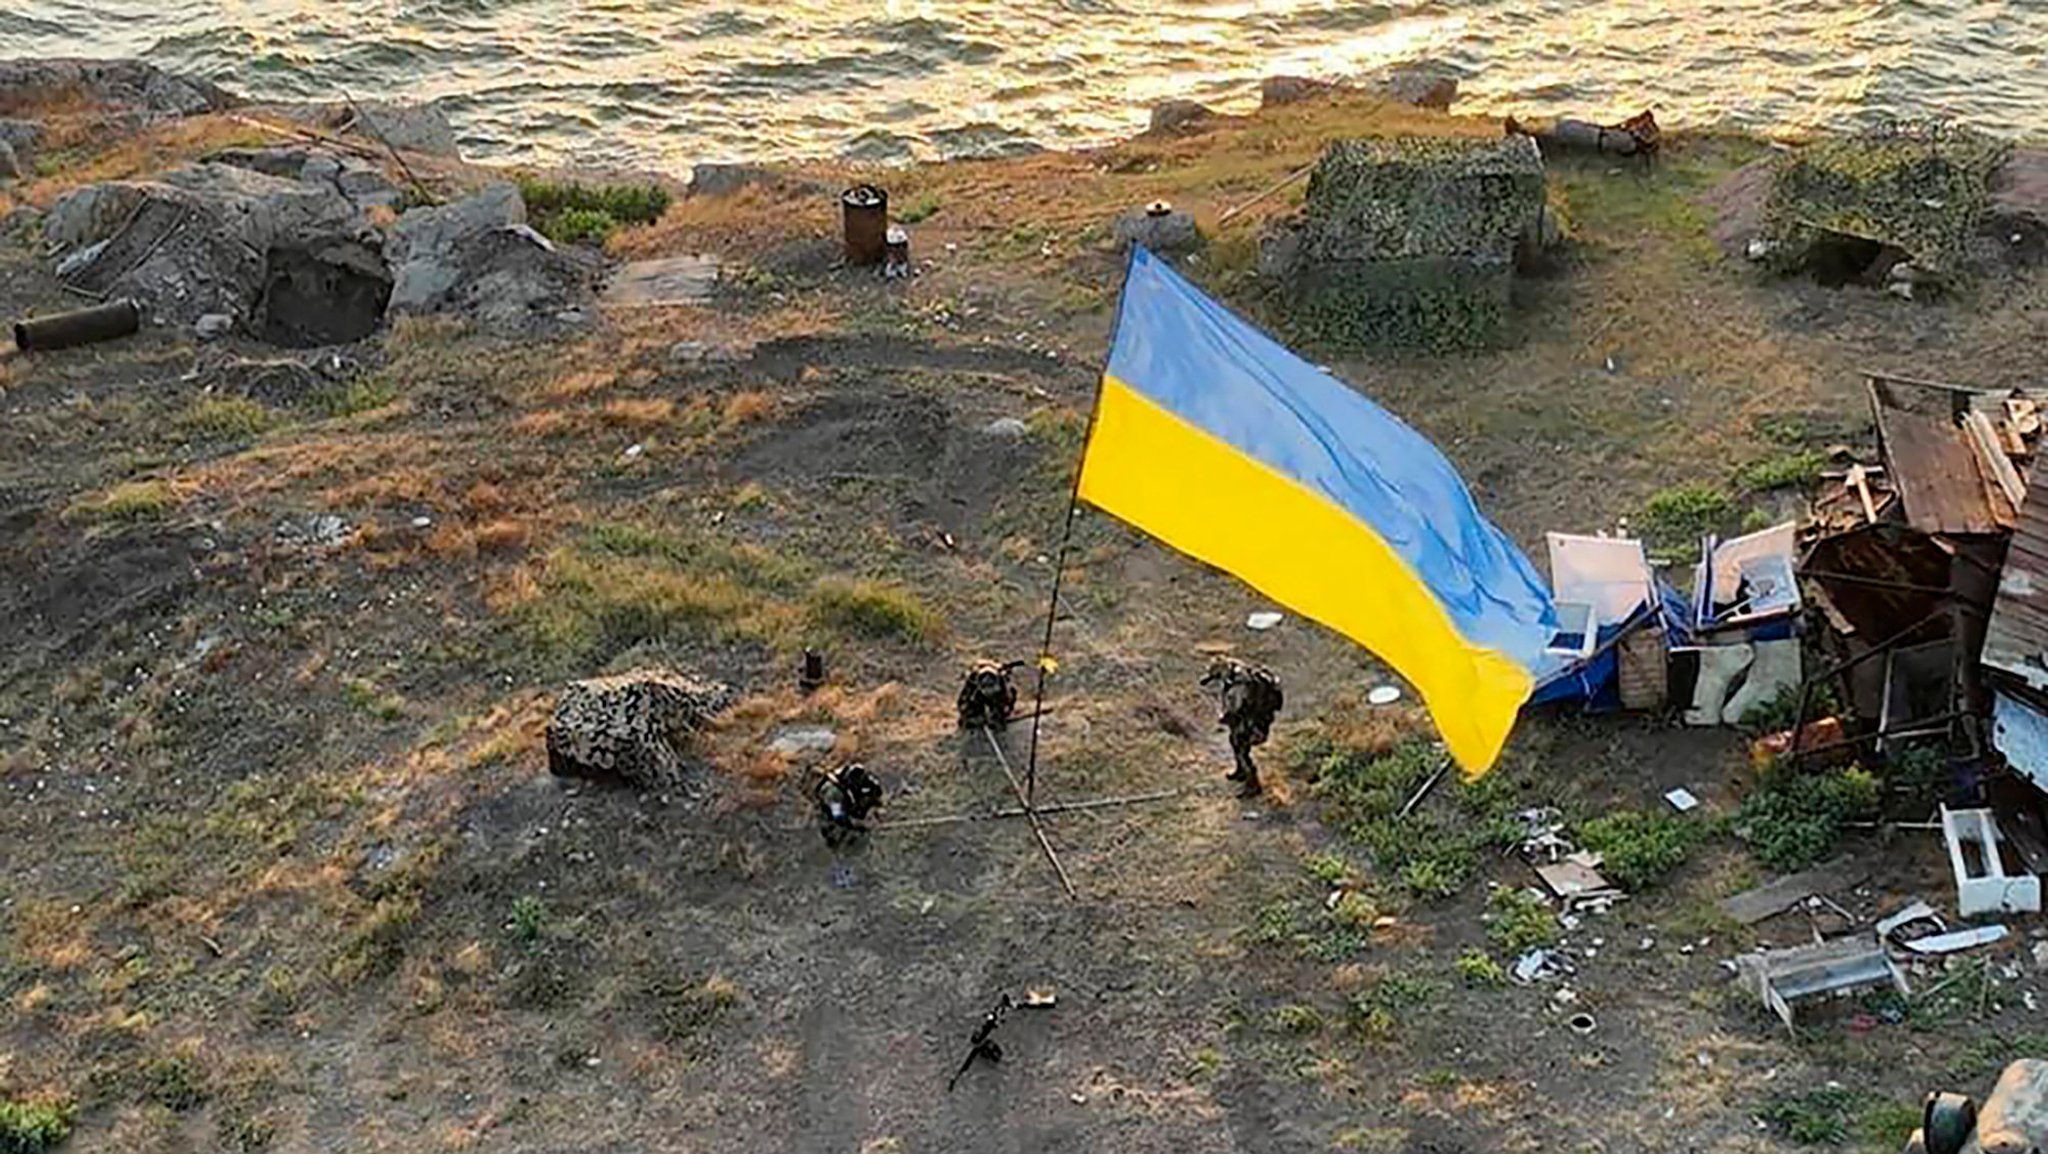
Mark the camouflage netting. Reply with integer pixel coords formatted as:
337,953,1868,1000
1282,135,1545,350
1757,120,2013,279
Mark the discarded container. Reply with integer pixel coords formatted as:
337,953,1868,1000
13,297,141,352
883,225,911,279
1921,1092,1976,1154
842,185,888,266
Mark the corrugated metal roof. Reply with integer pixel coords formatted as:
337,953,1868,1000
1983,450,2048,690
1869,376,2006,536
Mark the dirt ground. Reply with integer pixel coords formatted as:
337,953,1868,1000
2,91,2047,1154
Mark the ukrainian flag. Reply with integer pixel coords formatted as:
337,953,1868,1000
1077,248,1558,774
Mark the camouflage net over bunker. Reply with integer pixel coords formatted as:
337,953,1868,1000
1758,120,2013,279
1282,135,1544,350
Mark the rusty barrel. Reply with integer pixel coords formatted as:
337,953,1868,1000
14,298,141,352
842,185,888,266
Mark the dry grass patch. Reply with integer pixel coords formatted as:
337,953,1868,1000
720,390,777,430
600,397,676,429
545,368,618,400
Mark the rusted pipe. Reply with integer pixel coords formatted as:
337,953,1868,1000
14,298,141,352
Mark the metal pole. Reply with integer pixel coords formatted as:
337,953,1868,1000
983,726,1077,899
1021,246,1135,806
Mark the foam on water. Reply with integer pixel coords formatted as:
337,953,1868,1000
5,0,2045,169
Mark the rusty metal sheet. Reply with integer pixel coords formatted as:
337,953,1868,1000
1801,521,1953,640
1870,376,2003,536
1984,451,2048,691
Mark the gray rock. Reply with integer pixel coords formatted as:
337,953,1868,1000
1114,205,1203,255
0,139,18,182
44,163,387,332
765,724,837,757
0,58,233,118
347,100,461,157
1257,221,1303,280
209,146,403,211
1147,100,1214,135
982,417,1029,439
387,184,527,312
195,313,235,341
1261,75,1338,107
547,669,736,790
387,185,598,332
0,119,41,156
1382,62,1459,110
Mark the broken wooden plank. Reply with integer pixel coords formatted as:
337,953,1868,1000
1963,409,2027,516
1718,857,1869,926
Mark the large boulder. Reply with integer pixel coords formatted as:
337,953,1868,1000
545,669,736,790
209,146,403,212
1381,62,1459,110
1261,75,1339,108
0,58,233,117
1147,100,1215,135
43,161,390,340
1113,204,1203,255
252,99,463,158
387,185,599,330
0,139,17,182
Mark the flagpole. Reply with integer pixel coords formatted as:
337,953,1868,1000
1022,246,1140,807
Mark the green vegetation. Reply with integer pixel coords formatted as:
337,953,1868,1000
1302,851,1354,886
1267,1003,1325,1035
509,895,549,951
341,676,406,721
1758,1086,1918,1149
176,396,276,440
1484,886,1558,954
0,1098,74,1154
519,178,672,246
64,479,178,525
805,578,944,644
1735,449,1827,493
140,1053,207,1112
1576,810,1697,889
1454,948,1506,987
896,193,943,224
1741,679,1837,732
1300,737,1521,899
1346,970,1444,1039
1639,482,1737,552
311,376,398,418
1736,764,1880,872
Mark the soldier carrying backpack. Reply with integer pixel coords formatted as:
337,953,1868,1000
1199,656,1283,797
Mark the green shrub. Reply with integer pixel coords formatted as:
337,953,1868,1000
519,178,671,245
509,895,549,950
0,1098,74,1154
64,480,178,525
1455,948,1506,987
1484,887,1557,954
141,1054,207,1112
1268,1004,1324,1035
176,396,275,440
1737,765,1881,872
1576,810,1695,889
1735,450,1826,493
1345,970,1444,1038
1640,482,1737,551
1739,678,1835,732
1302,852,1353,886
1302,737,1516,899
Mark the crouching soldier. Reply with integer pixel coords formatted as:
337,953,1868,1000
812,762,884,846
957,659,1024,729
1199,657,1283,797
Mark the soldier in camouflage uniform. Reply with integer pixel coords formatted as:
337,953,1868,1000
811,762,885,846
1199,656,1283,797
956,659,1024,730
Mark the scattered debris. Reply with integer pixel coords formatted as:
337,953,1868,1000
1535,851,1624,910
1874,899,1945,942
1902,924,2010,955
1366,685,1402,706
1512,948,1571,984
1665,788,1700,813
982,417,1029,439
1023,986,1057,1008
1513,807,1574,863
1942,805,2042,916
1245,611,1284,631
1719,857,1870,926
1736,936,1909,1030
195,312,235,342
1566,1011,1598,1036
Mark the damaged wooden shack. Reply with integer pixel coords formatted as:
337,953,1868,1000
1792,371,2048,901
